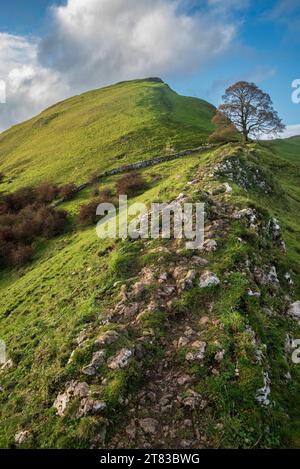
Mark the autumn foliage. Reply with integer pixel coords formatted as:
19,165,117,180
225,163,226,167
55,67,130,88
0,185,69,268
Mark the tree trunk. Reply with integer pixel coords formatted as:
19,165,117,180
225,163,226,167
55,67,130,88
243,131,249,144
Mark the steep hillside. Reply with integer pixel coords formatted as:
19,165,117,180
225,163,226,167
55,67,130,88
0,78,215,192
0,83,300,449
269,136,300,163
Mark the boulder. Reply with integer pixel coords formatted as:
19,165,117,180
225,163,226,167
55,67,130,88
186,341,206,362
77,398,106,418
199,271,220,288
139,418,158,434
289,301,300,320
1,359,13,371
95,330,119,347
107,349,133,370
182,390,206,410
15,430,31,445
203,240,217,252
75,329,87,346
53,381,89,416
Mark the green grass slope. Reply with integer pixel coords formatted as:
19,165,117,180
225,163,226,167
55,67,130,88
0,139,300,448
0,78,215,192
269,135,300,163
0,81,300,449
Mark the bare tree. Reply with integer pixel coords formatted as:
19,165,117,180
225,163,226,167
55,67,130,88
218,81,285,143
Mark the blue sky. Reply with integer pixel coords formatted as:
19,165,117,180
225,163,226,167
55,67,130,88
0,0,299,134
171,0,300,127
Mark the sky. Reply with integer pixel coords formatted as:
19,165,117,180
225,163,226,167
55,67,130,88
0,0,299,137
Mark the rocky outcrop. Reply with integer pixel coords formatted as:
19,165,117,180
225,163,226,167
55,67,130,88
213,154,274,194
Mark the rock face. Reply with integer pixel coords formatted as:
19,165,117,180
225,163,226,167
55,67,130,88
203,240,218,252
186,341,206,362
53,381,90,416
15,430,31,445
1,359,13,371
95,330,120,347
269,218,286,252
77,398,107,418
139,418,158,434
199,271,220,288
213,156,273,194
182,390,206,410
82,351,106,376
107,349,133,370
289,302,300,321
256,372,271,407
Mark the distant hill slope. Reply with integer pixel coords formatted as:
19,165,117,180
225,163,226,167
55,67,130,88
0,78,215,192
269,135,300,163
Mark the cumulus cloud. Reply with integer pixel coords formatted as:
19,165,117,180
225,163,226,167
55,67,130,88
0,0,239,131
39,0,236,90
0,33,69,131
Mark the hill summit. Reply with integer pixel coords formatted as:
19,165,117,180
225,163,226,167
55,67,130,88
0,78,215,192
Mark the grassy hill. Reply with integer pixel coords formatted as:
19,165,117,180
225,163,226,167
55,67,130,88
0,81,300,449
0,78,215,192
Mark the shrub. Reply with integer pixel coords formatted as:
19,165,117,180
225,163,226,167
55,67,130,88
36,183,59,204
59,183,77,201
34,206,68,238
1,186,37,213
77,189,116,227
12,219,40,243
115,172,148,198
0,173,4,183
209,111,239,144
209,126,239,143
89,171,100,185
0,187,69,268
77,199,102,226
100,188,115,200
7,244,34,266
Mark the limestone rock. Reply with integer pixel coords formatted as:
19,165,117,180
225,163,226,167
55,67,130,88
53,381,89,416
15,430,31,445
139,418,158,434
82,365,97,376
184,270,197,288
199,316,210,326
107,348,133,370
95,330,119,347
289,302,300,320
224,182,233,193
199,271,220,288
77,398,106,418
203,239,217,252
256,372,271,407
186,341,206,362
215,349,225,362
182,390,206,410
75,329,87,346
267,266,279,286
1,359,13,371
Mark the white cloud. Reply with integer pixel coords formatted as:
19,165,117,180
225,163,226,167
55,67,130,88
0,0,239,131
259,124,300,140
0,33,69,131
279,124,300,139
40,0,236,90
